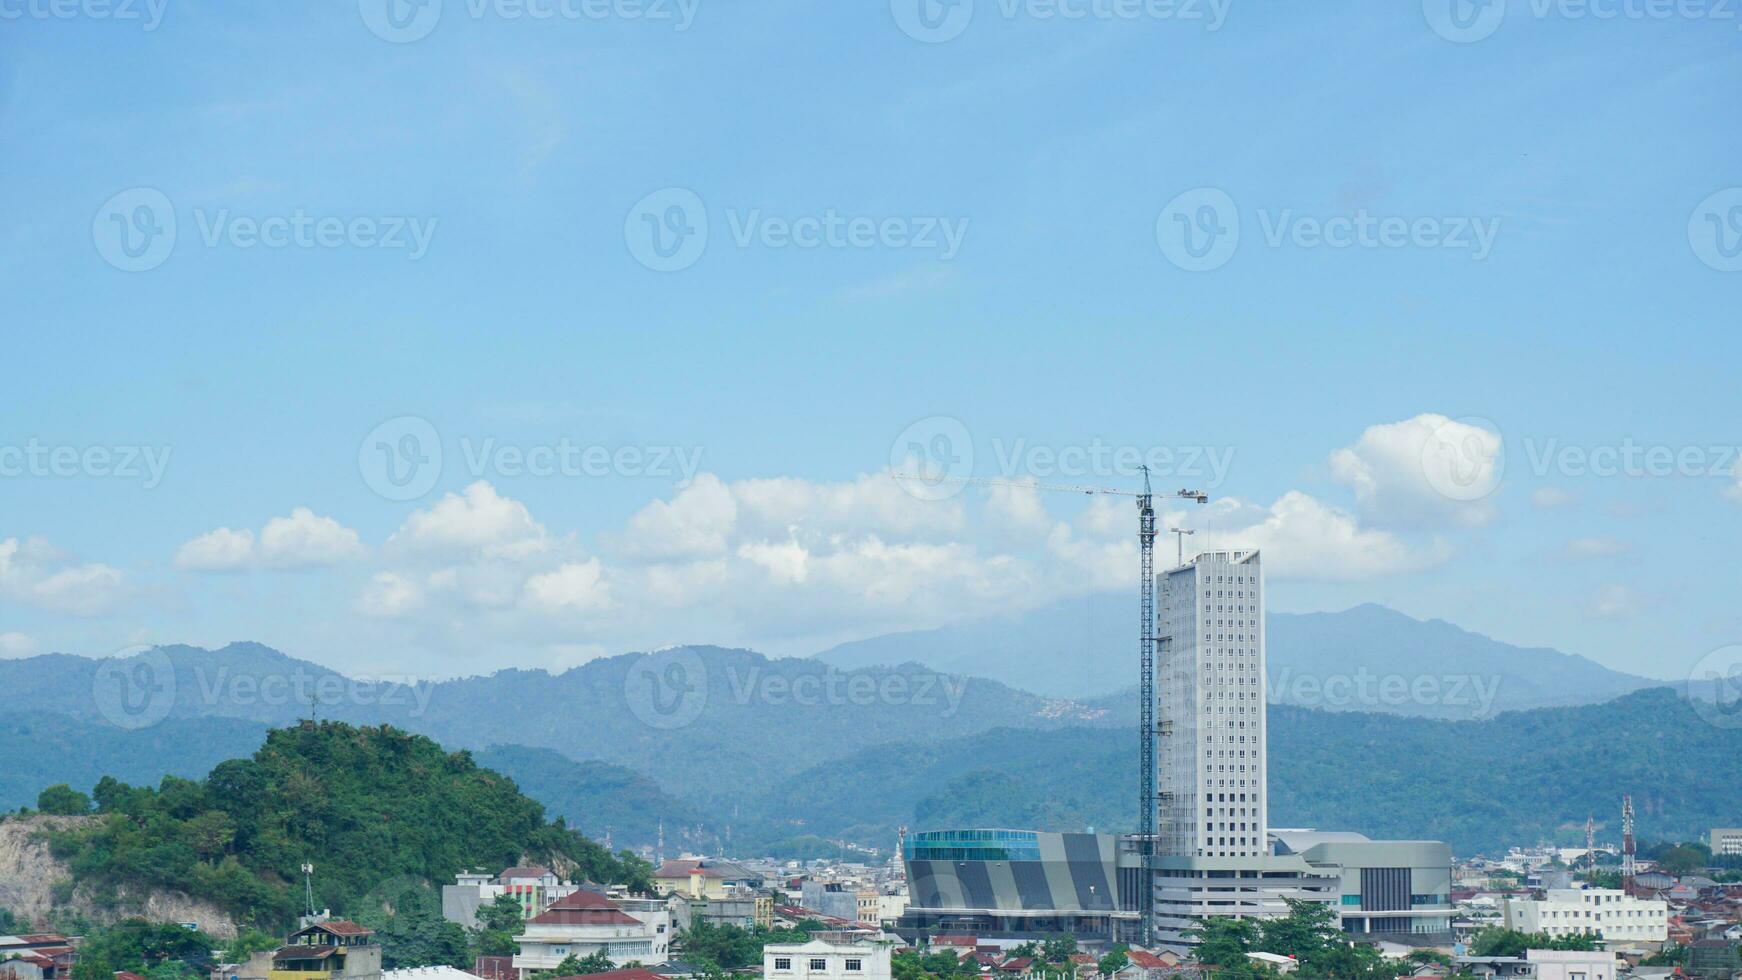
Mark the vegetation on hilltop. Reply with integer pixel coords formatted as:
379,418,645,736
38,721,652,928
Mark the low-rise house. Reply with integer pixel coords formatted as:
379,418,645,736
443,867,586,929
247,920,381,980
1525,949,1618,980
764,931,895,980
512,890,670,972
653,860,763,900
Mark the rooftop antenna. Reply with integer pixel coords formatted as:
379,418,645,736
1585,815,1596,869
657,818,666,867
1167,527,1196,567
301,862,316,918
1622,796,1636,886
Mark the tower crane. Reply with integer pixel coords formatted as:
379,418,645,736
893,467,1208,945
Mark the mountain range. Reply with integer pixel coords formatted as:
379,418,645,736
817,599,1662,712
0,603,1720,859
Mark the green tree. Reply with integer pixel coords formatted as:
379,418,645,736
36,785,92,816
1040,935,1077,965
470,893,526,959
69,920,217,980
1096,946,1128,976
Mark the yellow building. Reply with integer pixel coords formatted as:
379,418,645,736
261,921,382,980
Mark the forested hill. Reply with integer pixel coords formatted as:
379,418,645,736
33,721,652,929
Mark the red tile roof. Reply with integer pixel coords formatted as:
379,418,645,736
527,890,639,926
499,867,553,880
933,937,979,947
1124,951,1170,969
999,958,1033,972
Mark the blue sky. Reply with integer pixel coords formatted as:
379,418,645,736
0,0,1737,682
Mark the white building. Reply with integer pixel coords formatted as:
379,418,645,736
1525,949,1619,980
513,890,671,971
1711,828,1742,857
1502,888,1668,944
1158,549,1267,859
763,932,893,980
443,866,584,928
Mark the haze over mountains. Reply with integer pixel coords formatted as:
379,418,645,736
817,598,1662,712
0,602,1718,858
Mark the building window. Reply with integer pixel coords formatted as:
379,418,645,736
774,959,791,972
810,960,828,971
846,961,862,972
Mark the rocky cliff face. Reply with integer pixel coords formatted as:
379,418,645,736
0,815,237,937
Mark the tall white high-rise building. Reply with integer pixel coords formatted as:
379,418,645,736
1157,549,1267,858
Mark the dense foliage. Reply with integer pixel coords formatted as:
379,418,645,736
679,919,829,970
785,688,1742,854
64,919,216,980
1468,928,1601,957
40,722,652,928
1190,899,1463,980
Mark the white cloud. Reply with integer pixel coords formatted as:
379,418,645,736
176,509,364,571
1531,487,1577,509
737,538,810,585
175,527,256,571
1195,491,1446,581
522,560,611,612
984,484,1051,537
1329,413,1502,528
357,572,422,618
619,474,737,560
0,537,127,615
259,508,366,568
1590,583,1644,619
731,473,965,540
388,481,553,561
0,632,38,658
1558,536,1628,561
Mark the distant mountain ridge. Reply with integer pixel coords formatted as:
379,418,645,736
0,642,1109,805
816,599,1659,715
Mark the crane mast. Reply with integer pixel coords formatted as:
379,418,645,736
890,467,1207,947
1137,470,1158,947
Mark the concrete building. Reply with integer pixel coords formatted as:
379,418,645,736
896,829,1142,943
763,932,894,980
653,859,763,900
255,921,382,980
1523,949,1618,980
443,867,584,929
512,890,671,972
1502,888,1668,944
1269,831,1454,939
897,547,1453,952
1710,828,1742,857
1157,550,1267,860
